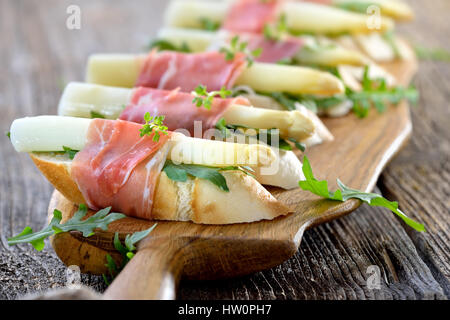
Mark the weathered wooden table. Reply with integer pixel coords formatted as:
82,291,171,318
0,0,448,300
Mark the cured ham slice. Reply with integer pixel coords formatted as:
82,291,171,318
136,51,247,92
120,87,250,135
71,119,171,220
237,33,303,63
222,0,280,33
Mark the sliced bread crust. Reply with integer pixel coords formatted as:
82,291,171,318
30,153,291,224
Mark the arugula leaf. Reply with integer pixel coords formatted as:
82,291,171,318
140,113,169,142
148,39,191,53
8,205,126,251
335,1,372,14
215,118,306,152
267,92,298,111
288,138,306,152
163,160,233,192
348,66,419,117
298,156,426,232
199,17,221,31
62,146,79,160
103,224,157,284
414,45,450,62
191,85,232,109
124,224,157,252
90,110,105,119
263,66,419,118
382,31,401,59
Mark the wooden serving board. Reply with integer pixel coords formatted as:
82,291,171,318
47,56,418,300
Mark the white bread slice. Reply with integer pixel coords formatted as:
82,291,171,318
29,153,291,224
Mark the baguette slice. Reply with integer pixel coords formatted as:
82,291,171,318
30,153,291,224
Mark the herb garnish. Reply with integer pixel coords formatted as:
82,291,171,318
148,39,191,53
335,1,372,13
103,224,157,285
215,118,306,152
139,112,169,142
414,45,450,62
264,66,419,118
163,160,253,192
7,205,126,251
62,146,79,160
90,110,105,119
220,35,262,67
199,17,221,31
6,131,10,139
298,156,426,232
263,14,288,41
191,85,232,109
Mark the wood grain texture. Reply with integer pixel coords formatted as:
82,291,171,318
45,52,415,299
0,0,448,300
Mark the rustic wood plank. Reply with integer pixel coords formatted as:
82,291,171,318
377,0,450,298
0,0,448,300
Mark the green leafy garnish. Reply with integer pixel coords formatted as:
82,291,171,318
199,17,221,31
263,66,419,118
163,160,252,192
298,156,426,232
382,31,401,59
267,92,298,111
6,131,10,139
349,66,419,117
414,46,450,62
90,110,105,119
191,85,232,110
263,14,288,41
103,224,157,284
148,39,191,53
288,137,306,152
215,118,306,152
139,112,169,142
220,35,262,67
62,146,79,160
8,205,126,251
335,1,373,14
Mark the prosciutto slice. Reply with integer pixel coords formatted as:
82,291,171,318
71,119,171,220
236,33,303,63
136,51,247,92
222,0,280,33
120,87,250,135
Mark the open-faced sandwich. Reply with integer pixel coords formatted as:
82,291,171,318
9,116,297,224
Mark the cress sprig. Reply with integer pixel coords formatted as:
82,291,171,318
263,13,288,41
139,112,169,142
220,35,262,67
298,156,425,232
191,84,232,109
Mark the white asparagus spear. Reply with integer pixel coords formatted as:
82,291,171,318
283,2,394,35
9,116,275,168
85,54,345,95
156,27,367,67
164,0,229,29
164,0,394,34
59,82,316,142
332,0,414,21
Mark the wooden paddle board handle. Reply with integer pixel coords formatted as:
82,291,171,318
103,238,185,300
